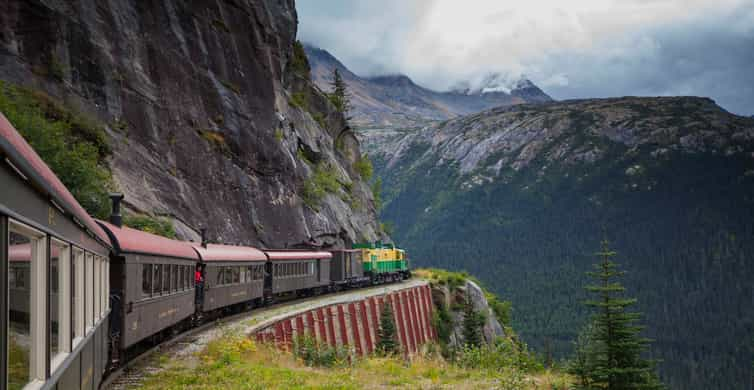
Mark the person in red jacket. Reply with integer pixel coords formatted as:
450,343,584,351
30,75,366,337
195,264,204,306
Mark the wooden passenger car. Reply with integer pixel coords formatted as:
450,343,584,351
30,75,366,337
266,250,332,296
0,112,112,389
194,244,266,312
96,220,197,357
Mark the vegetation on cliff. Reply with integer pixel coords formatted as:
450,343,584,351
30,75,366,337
0,81,113,218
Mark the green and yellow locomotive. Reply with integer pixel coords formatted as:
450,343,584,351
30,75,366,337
353,242,410,283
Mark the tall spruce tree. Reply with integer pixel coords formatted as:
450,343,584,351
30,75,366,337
377,301,398,355
462,293,485,348
578,240,664,390
328,68,351,114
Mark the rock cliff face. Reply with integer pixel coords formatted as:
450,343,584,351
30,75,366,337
431,280,505,347
0,0,382,247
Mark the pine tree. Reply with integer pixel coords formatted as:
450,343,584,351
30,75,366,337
462,293,484,348
570,322,598,389
580,240,664,390
376,301,398,355
328,68,351,114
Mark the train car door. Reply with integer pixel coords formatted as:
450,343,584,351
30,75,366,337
263,261,272,298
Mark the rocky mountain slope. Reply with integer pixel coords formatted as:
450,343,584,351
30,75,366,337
305,45,551,128
0,0,382,248
368,96,754,389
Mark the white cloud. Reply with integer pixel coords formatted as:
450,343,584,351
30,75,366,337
298,0,754,115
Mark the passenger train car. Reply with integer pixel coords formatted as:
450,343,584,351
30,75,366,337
0,111,408,389
1,113,111,389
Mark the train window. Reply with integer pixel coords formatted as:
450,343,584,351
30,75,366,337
246,266,252,282
72,248,85,346
240,267,246,283
232,267,240,284
86,253,94,330
142,263,152,297
225,266,233,285
186,266,192,289
178,265,184,290
8,221,46,386
153,264,162,295
162,263,171,294
216,266,224,286
171,264,178,292
50,239,71,368
94,257,100,322
104,259,109,313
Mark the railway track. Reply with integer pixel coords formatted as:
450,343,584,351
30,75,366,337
102,279,427,389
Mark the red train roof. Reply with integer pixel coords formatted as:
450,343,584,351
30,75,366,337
265,250,333,261
96,220,198,260
0,112,110,246
193,244,267,262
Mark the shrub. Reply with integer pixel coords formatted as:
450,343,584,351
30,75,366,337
289,40,310,79
123,213,176,239
0,81,113,217
198,129,230,154
355,155,373,180
289,92,308,110
371,177,383,210
311,112,326,129
293,335,350,367
301,162,341,209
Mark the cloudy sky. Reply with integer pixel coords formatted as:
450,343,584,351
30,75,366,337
297,0,754,115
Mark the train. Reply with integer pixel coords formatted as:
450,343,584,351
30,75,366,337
0,111,409,390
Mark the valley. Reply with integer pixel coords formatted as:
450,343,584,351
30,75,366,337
307,46,754,389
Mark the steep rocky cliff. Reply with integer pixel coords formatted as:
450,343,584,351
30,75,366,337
0,0,382,247
368,96,754,389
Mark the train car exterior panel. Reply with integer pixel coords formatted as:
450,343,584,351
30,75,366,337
270,258,331,295
202,263,264,311
120,255,195,349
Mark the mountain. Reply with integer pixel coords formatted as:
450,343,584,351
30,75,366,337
305,45,551,128
367,96,754,389
0,0,382,248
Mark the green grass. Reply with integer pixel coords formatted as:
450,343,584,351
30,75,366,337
123,213,176,239
140,334,570,389
0,80,114,218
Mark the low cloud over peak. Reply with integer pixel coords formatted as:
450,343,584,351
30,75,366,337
297,0,754,115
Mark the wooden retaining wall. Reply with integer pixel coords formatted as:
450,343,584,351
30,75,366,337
253,284,437,355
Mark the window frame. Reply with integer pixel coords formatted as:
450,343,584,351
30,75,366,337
8,220,47,383
142,263,152,298
153,264,162,296
85,252,94,331
49,237,71,371
93,256,100,322
72,247,85,347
